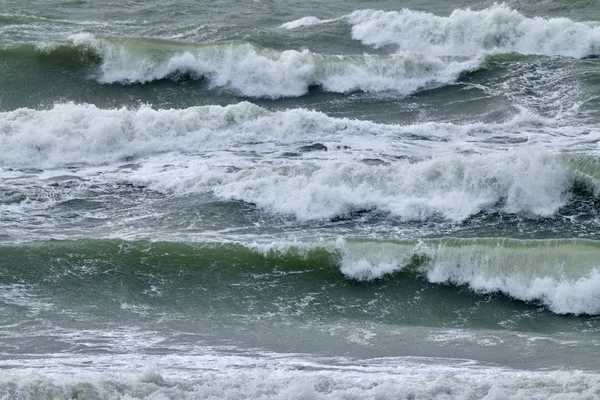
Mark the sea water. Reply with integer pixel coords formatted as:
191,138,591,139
1,1,600,398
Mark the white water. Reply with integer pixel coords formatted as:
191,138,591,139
65,33,480,97
126,150,575,222
1,101,592,169
1,102,597,222
336,238,600,315
1,351,599,399
284,4,600,58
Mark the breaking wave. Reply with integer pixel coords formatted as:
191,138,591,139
334,237,600,315
48,34,479,97
284,4,600,58
2,102,600,224
0,101,576,168
4,236,600,315
132,151,600,223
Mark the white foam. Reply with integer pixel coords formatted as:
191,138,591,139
432,267,600,316
1,352,599,399
0,102,282,167
0,101,571,169
423,240,600,315
280,16,332,30
69,34,480,97
134,150,573,222
337,240,417,280
1,103,596,226
347,4,600,57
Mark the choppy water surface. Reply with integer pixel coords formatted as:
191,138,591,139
2,1,600,398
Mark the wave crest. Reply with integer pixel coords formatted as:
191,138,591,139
66,34,479,97
140,151,578,222
347,4,600,57
257,237,600,315
338,237,600,315
8,237,600,315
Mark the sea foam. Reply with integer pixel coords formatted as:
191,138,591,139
134,151,574,222
1,103,596,225
283,4,600,58
0,101,575,168
1,352,600,399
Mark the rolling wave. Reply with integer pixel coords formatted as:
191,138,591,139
0,34,481,98
70,34,479,97
3,237,600,315
335,237,600,315
253,237,600,316
127,151,600,223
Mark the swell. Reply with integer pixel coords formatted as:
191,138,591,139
2,237,600,315
0,43,101,64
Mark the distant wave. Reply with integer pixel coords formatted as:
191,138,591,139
279,16,335,29
25,34,480,98
283,4,600,58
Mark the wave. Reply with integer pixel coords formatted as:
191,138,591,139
257,237,600,315
0,101,407,167
26,34,480,97
279,16,335,30
284,4,600,58
0,101,338,167
3,102,600,223
0,101,573,168
134,151,600,222
3,237,600,315
0,42,101,64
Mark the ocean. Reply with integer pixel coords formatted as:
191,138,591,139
1,0,600,398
